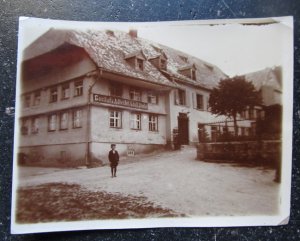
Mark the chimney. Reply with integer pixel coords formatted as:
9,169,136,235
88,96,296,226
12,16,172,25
129,29,137,38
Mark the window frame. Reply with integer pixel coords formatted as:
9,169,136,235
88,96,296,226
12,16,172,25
147,91,158,104
74,80,83,97
109,110,122,129
48,114,57,132
148,114,158,132
49,87,58,103
137,58,144,71
175,89,186,106
31,116,39,134
24,94,31,108
61,83,70,100
129,87,142,101
59,111,69,130
72,109,82,128
130,112,142,130
196,94,204,110
33,91,41,106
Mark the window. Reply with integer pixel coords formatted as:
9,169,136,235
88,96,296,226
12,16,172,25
73,109,82,128
31,117,39,134
149,114,158,132
24,94,31,108
129,87,142,101
130,113,141,130
49,87,58,103
109,110,122,128
160,58,167,70
249,107,254,120
21,119,29,135
48,114,57,131
175,89,186,105
147,91,158,104
60,112,69,130
33,91,41,106
74,80,83,97
137,58,144,70
196,94,204,110
191,69,196,80
61,83,70,99
110,82,123,97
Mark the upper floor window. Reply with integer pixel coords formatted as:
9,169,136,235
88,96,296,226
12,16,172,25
21,119,29,135
48,114,57,131
110,82,123,97
74,80,83,97
149,114,158,132
49,87,58,103
130,113,141,130
60,112,69,130
174,89,186,106
147,91,158,104
109,110,122,128
196,94,204,110
33,91,41,106
73,109,82,128
62,83,70,99
31,117,39,134
129,87,142,101
24,94,31,108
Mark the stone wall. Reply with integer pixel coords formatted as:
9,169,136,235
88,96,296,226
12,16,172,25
196,140,281,167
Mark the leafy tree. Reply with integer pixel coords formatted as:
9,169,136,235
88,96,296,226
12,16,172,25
209,76,262,136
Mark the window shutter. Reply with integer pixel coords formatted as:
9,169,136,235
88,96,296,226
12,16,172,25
185,90,190,107
174,89,179,105
192,92,196,109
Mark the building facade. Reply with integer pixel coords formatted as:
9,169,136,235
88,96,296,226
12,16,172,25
18,29,280,166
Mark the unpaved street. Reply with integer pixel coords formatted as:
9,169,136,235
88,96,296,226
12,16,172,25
17,147,279,217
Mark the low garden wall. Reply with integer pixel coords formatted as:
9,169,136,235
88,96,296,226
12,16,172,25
196,140,281,167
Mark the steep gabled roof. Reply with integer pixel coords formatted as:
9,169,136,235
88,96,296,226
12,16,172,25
24,28,228,89
244,66,282,92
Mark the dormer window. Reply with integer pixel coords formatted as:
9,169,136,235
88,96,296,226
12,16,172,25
149,52,168,71
160,58,167,70
137,58,144,71
191,69,196,80
178,64,197,80
124,50,146,71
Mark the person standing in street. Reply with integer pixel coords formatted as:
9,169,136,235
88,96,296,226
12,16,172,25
108,144,119,178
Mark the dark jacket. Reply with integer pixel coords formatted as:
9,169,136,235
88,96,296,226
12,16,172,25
108,150,119,167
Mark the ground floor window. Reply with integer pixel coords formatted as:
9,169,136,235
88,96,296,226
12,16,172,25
130,113,141,130
149,114,158,132
109,110,122,128
73,109,82,128
48,114,57,131
60,112,69,130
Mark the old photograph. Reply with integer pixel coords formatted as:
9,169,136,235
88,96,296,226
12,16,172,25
11,17,293,233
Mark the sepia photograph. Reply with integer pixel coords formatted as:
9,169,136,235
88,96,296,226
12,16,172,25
11,16,293,233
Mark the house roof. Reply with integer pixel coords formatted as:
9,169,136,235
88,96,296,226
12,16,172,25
244,66,282,92
23,28,227,89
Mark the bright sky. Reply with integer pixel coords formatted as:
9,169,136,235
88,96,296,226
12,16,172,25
20,17,291,77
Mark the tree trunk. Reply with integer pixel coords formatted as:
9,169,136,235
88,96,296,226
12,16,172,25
233,114,238,137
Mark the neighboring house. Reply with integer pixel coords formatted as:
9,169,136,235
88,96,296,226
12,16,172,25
18,28,276,166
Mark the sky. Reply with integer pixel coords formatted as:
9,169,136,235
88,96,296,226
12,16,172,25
20,17,291,77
